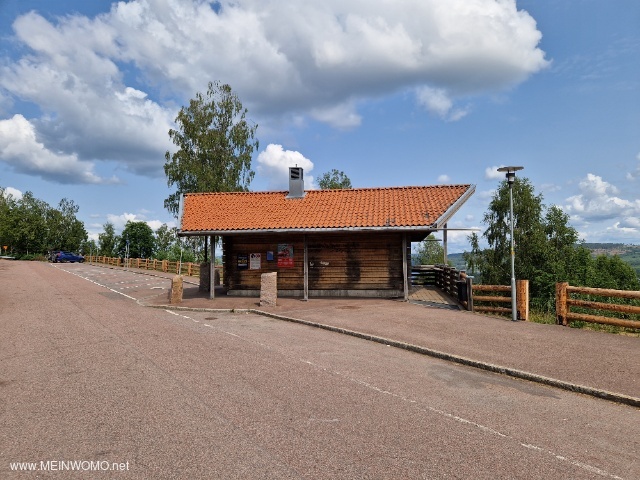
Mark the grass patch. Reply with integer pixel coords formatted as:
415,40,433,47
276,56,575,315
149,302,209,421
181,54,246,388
527,309,640,337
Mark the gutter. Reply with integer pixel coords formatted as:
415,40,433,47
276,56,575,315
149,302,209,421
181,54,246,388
177,225,439,237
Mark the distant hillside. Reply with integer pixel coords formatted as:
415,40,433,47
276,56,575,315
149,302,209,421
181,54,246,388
583,243,640,277
416,244,640,277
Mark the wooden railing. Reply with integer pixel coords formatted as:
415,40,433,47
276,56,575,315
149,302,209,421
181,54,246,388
410,265,529,320
556,282,640,329
471,280,529,321
87,256,203,277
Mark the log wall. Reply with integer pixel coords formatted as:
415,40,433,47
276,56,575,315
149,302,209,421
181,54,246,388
223,232,406,295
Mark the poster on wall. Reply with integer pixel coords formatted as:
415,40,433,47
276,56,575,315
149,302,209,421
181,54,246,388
237,254,248,270
249,253,261,270
277,244,294,268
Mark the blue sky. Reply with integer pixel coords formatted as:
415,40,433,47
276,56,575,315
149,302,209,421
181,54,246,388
1,0,639,252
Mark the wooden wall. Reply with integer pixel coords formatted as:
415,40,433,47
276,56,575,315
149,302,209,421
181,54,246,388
223,232,407,295
223,234,305,291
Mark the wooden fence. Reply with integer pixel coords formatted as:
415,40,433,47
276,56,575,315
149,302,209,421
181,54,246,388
87,256,204,277
556,282,640,329
471,279,529,321
411,265,529,321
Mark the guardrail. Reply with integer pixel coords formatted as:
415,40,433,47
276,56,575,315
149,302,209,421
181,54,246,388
556,282,640,329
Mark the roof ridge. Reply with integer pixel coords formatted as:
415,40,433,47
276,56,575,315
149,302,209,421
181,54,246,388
184,184,472,196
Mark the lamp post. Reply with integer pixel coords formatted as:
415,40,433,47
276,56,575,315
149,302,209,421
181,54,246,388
497,166,523,321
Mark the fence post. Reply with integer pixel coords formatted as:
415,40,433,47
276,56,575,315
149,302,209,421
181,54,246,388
466,276,474,312
516,279,529,321
556,282,568,326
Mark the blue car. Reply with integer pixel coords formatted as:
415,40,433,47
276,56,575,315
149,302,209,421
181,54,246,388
54,251,85,263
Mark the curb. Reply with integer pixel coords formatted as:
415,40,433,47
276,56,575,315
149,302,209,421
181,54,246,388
154,302,640,409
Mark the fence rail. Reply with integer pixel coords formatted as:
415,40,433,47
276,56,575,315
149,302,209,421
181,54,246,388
87,256,208,277
556,282,640,329
471,281,529,321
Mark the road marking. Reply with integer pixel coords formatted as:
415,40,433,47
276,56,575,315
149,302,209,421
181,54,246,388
52,264,140,301
299,358,623,479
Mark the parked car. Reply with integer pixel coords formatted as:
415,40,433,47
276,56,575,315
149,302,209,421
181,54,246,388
53,251,85,263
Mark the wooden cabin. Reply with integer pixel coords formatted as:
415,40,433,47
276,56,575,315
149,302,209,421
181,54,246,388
178,167,475,299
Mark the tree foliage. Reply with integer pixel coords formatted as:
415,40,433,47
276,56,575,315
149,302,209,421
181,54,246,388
318,169,352,189
98,222,118,256
116,221,155,259
415,234,447,265
0,188,87,257
164,81,258,217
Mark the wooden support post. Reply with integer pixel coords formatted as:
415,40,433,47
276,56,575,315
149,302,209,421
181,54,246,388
442,223,448,264
209,235,215,300
466,276,474,312
516,279,529,321
402,234,408,301
303,234,309,301
556,282,568,326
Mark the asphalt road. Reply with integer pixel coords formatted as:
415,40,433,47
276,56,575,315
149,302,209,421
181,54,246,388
1,261,638,479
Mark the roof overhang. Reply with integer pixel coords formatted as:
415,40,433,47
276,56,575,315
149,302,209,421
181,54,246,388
432,184,476,228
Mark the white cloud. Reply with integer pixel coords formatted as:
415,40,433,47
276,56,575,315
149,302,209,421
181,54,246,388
104,212,170,233
0,0,548,184
437,174,451,183
2,186,23,200
256,144,316,190
0,115,118,184
565,173,640,222
416,86,469,121
485,166,506,180
310,101,362,129
106,212,139,231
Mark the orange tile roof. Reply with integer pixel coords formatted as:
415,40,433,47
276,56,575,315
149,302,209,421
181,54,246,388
179,185,474,234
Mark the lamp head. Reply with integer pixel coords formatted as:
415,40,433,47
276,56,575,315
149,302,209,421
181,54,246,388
497,166,524,185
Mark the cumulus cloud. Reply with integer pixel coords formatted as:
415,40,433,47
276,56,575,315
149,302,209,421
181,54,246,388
485,166,507,181
256,144,316,190
565,173,640,223
0,115,118,184
437,174,451,183
2,186,23,200
0,0,548,184
416,87,469,121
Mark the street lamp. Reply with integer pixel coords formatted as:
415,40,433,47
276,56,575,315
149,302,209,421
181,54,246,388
497,166,524,321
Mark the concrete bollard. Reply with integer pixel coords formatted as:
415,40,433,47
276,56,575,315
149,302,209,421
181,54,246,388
260,272,277,307
169,275,184,304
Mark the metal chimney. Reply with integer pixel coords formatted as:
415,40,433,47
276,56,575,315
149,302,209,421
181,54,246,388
287,167,305,198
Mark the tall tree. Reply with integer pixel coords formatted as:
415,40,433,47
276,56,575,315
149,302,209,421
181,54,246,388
13,192,49,255
163,81,259,217
98,222,118,256
116,221,155,259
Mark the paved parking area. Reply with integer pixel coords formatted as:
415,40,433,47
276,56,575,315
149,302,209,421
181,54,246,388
64,262,640,405
2,260,639,479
